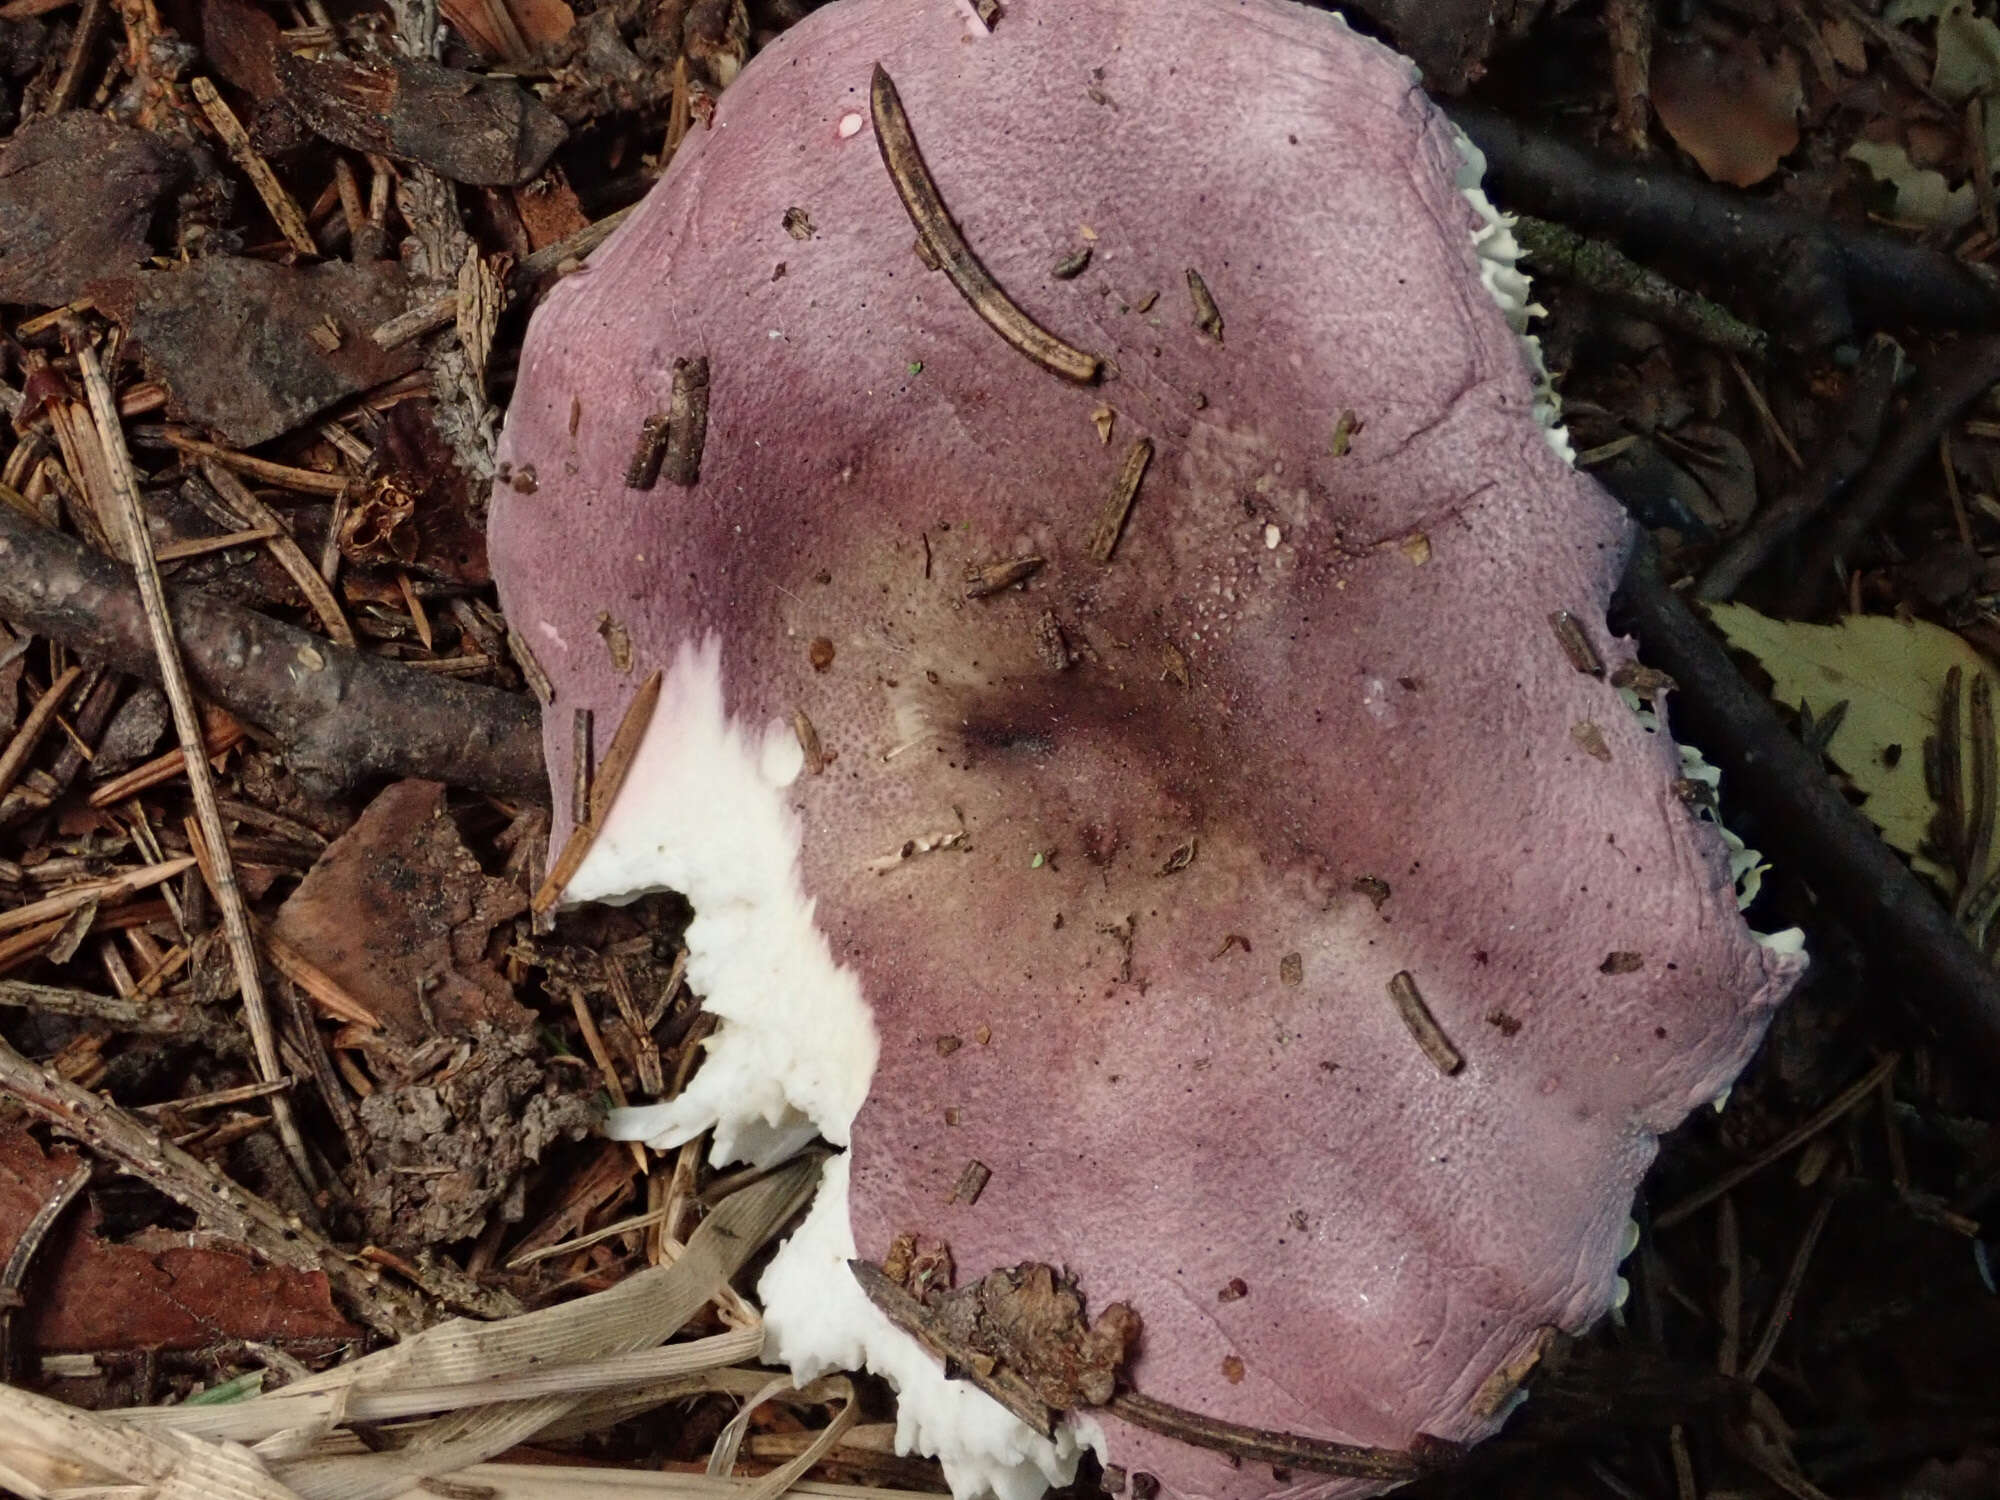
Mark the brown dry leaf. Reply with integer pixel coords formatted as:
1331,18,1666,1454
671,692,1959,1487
1653,34,1803,187
0,115,190,309
269,778,530,1043
0,1129,354,1351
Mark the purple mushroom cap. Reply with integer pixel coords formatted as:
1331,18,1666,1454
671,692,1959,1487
488,3,1804,1496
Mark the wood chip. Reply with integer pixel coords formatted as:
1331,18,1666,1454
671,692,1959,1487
662,355,710,487
1386,970,1463,1075
1185,268,1223,343
1548,610,1604,677
964,554,1044,598
950,1159,992,1205
793,709,825,774
1087,437,1153,564
624,413,671,490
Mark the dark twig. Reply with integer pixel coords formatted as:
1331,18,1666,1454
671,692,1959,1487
0,1156,91,1381
0,504,545,799
870,64,1103,384
1697,334,1903,601
1449,106,2000,341
1782,335,2000,616
1107,1392,1435,1482
1616,543,2000,1070
1515,216,1769,361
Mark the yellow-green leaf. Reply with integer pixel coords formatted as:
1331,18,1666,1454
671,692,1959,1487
1706,604,1992,882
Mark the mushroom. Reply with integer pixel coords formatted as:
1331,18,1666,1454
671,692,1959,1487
488,3,1805,1498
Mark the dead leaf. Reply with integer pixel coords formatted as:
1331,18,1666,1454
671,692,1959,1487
1653,34,1803,187
1934,4,2000,102
0,1128,353,1351
931,1262,1140,1411
1847,139,1975,229
269,779,531,1043
1707,605,1988,883
0,115,190,309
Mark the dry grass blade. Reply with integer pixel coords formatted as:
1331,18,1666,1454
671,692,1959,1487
122,1327,766,1441
0,1381,302,1500
422,1470,929,1500
67,325,314,1191
264,1153,820,1500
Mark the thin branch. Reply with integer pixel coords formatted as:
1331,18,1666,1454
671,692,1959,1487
1782,334,2000,616
0,501,544,798
1617,542,2000,1070
66,323,313,1192
1450,106,2000,340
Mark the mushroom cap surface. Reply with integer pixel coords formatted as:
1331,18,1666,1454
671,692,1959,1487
489,3,1804,1497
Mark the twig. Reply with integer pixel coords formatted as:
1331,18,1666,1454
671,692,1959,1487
534,669,663,913
0,977,245,1052
1654,1055,1898,1229
0,1156,91,1381
190,78,319,258
1783,334,2000,616
1696,335,1902,600
1605,0,1654,154
1387,970,1464,1075
1729,356,1805,471
1107,1392,1434,1482
0,856,193,938
1514,216,1769,360
0,501,544,797
869,64,1102,384
196,461,356,647
0,1030,434,1336
157,431,351,495
1741,1183,1837,1382
0,664,82,803
1086,438,1154,564
1617,542,2000,1068
42,0,107,114
66,324,314,1193
1715,1194,1742,1377
1449,106,2000,338
87,716,246,807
